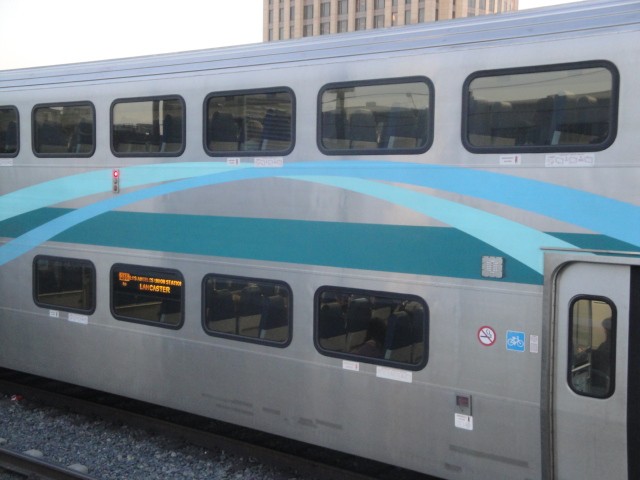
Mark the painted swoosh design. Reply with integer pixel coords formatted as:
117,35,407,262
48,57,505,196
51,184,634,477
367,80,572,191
1,161,638,272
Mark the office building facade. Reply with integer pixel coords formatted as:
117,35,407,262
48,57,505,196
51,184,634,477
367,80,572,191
264,0,519,41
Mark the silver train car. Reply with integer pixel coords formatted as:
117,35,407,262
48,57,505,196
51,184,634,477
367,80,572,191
1,1,639,478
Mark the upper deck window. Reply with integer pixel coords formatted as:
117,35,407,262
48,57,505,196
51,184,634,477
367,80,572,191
205,88,294,156
464,61,618,152
111,96,185,156
32,102,95,157
318,77,433,154
0,106,18,157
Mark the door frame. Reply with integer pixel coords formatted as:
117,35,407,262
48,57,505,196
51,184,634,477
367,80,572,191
541,251,640,479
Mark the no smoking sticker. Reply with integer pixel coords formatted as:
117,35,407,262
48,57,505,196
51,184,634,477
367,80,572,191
478,326,496,346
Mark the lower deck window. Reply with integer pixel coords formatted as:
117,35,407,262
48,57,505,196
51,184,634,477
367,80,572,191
33,256,95,314
111,264,184,328
203,274,292,346
315,287,428,370
569,296,616,398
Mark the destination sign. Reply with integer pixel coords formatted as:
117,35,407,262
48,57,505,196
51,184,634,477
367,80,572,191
116,270,183,296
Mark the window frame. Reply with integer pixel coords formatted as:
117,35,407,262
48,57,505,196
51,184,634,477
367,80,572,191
32,101,96,158
462,60,619,154
314,285,429,371
567,295,617,399
33,255,96,315
317,76,435,156
110,95,186,157
0,105,19,158
203,86,296,157
201,273,293,348
110,263,185,329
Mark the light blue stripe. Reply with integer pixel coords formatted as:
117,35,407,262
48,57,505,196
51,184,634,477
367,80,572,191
286,175,577,273
0,162,251,222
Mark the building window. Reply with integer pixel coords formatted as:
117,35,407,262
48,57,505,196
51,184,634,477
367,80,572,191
321,1,331,16
568,297,616,398
304,4,314,19
321,22,331,34
205,88,294,155
315,286,428,370
355,17,367,30
464,61,618,153
375,0,385,9
374,15,385,28
356,0,367,12
111,264,184,329
338,0,348,14
338,19,348,32
405,9,412,23
111,96,185,156
33,102,95,157
304,24,314,36
203,274,292,347
33,256,95,314
0,106,18,157
319,76,433,154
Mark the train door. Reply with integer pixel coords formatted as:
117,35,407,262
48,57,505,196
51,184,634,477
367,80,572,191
551,260,640,480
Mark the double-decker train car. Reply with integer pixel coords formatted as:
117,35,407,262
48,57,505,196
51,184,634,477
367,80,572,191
1,1,639,478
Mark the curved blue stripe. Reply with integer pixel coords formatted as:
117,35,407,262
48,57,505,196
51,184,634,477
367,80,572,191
1,169,577,271
287,175,577,273
0,163,252,222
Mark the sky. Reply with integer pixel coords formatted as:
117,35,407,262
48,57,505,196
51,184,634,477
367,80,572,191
0,0,581,71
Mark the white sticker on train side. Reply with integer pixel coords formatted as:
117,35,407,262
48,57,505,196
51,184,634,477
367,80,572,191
499,154,521,165
376,366,412,383
342,360,360,372
545,153,595,167
530,334,539,354
455,413,474,431
254,157,284,168
0,159,13,167
68,313,89,325
49,310,60,318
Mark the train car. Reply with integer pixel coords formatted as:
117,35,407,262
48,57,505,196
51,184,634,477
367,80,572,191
1,1,639,478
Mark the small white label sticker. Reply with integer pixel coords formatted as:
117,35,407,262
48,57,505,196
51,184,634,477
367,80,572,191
530,334,539,354
226,158,241,166
499,154,521,165
49,310,60,318
545,153,595,167
455,414,474,430
376,366,412,383
342,360,360,372
254,157,284,168
68,313,89,325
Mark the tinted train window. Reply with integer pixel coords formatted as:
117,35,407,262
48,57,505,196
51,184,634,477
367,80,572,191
33,256,95,314
111,264,184,329
464,61,618,152
111,96,185,156
0,106,18,156
318,77,433,154
202,274,292,347
205,88,294,155
32,102,95,156
568,296,616,398
315,287,428,370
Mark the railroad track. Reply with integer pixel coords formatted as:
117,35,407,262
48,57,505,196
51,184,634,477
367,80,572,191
0,445,96,479
0,369,436,480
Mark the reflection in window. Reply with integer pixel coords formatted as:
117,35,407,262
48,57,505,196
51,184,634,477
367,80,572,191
33,256,95,314
205,89,294,155
33,103,95,156
319,77,432,153
111,264,184,328
111,96,185,155
569,297,616,398
0,106,18,156
203,275,292,346
316,287,428,369
465,62,617,151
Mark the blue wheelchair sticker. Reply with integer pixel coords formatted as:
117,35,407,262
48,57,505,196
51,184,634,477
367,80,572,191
506,330,526,352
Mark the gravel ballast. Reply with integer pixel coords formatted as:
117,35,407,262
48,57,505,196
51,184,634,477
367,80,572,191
0,393,299,479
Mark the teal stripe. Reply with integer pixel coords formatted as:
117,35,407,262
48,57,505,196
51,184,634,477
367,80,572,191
51,211,542,284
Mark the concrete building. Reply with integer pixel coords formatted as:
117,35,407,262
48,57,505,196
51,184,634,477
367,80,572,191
264,0,519,41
